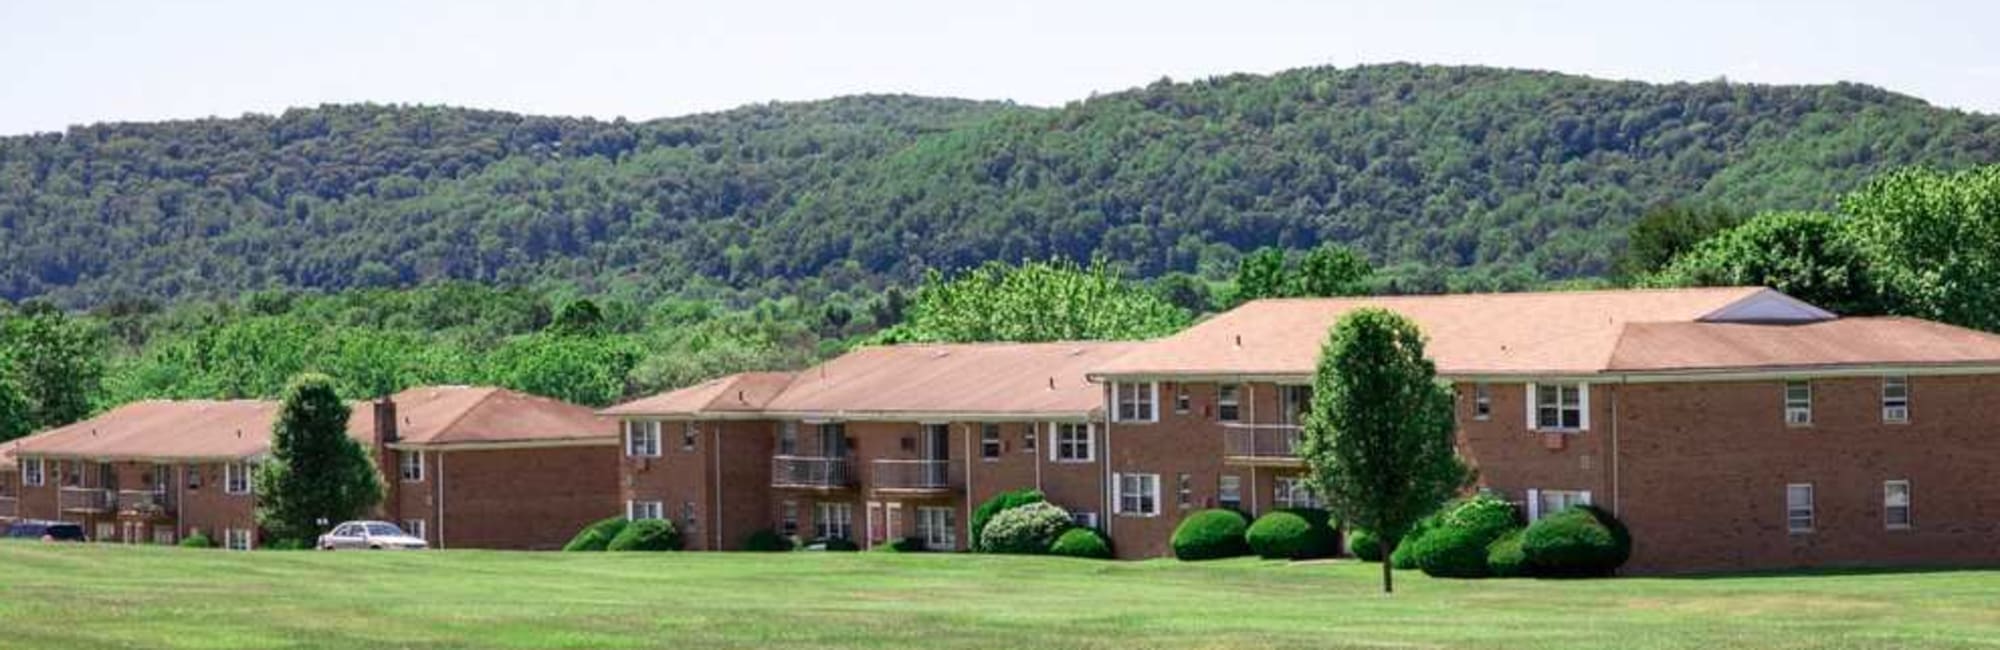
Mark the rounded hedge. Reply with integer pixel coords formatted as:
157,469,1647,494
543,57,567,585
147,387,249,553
1049,527,1113,559
1346,528,1384,562
818,537,861,552
980,501,1072,554
606,518,682,552
1245,508,1340,560
872,537,926,553
1439,495,1518,540
971,488,1046,550
1522,505,1630,577
1389,529,1426,570
563,516,630,552
743,529,794,552
179,531,214,549
1486,528,1528,577
1412,526,1493,578
1171,508,1251,561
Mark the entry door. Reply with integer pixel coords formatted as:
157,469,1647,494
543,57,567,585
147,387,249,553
866,502,885,545
886,503,903,543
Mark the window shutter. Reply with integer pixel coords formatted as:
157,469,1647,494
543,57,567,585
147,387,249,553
1526,489,1541,521
1578,383,1592,431
1525,384,1538,430
1148,382,1160,422
1046,423,1057,463
1110,473,1124,514
1149,476,1162,515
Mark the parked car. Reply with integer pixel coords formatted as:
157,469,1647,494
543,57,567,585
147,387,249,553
4,520,87,542
317,521,428,550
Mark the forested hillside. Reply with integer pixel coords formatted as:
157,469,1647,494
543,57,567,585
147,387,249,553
4,64,1998,308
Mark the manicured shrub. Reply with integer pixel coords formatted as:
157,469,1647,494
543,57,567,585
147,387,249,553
872,537,926,553
1438,495,1518,540
1171,508,1251,561
1346,527,1384,562
1411,526,1492,578
979,501,1072,554
179,531,213,549
1486,528,1529,577
606,518,682,552
971,488,1046,549
1521,505,1630,577
563,516,630,552
1389,516,1433,570
817,537,861,552
1245,508,1340,560
743,529,794,552
1048,527,1113,559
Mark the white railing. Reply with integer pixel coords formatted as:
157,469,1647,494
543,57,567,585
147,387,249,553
1223,424,1303,460
872,459,960,492
771,456,853,489
59,486,113,513
116,489,175,516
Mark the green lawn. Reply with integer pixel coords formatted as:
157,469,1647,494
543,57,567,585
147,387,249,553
2,542,1998,649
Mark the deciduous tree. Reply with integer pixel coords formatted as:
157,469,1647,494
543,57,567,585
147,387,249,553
255,373,384,544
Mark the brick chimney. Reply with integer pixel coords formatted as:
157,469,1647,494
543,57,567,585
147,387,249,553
374,396,400,521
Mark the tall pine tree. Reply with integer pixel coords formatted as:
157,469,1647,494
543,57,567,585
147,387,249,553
255,373,384,543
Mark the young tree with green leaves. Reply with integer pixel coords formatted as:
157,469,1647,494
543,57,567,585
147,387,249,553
1643,211,1886,316
1288,245,1373,298
1298,308,1469,594
0,305,106,429
1843,165,2000,332
0,373,33,442
255,373,384,544
878,259,1190,343
1232,248,1289,303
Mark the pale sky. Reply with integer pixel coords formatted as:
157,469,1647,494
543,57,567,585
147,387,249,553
2,0,1996,135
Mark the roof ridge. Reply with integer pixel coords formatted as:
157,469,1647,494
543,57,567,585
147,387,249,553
418,385,504,443
1244,286,1762,305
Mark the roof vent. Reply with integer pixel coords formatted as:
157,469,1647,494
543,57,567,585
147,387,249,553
932,350,951,359
737,390,747,403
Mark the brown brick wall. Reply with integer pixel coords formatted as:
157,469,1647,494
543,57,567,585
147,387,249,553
421,444,620,550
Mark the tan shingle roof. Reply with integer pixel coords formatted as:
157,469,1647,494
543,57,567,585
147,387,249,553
1608,317,2000,372
9,400,288,461
600,372,795,417
348,386,616,447
1089,287,1841,377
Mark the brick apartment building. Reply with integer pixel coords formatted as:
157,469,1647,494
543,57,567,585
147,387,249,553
1,386,616,550
602,343,1138,551
609,287,2000,573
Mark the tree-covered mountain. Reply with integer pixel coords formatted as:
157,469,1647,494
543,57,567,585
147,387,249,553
4,63,1997,308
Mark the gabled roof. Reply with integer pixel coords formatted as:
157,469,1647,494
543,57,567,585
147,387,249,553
600,372,795,417
7,400,292,462
1608,317,2000,373
1090,287,1780,378
349,386,616,448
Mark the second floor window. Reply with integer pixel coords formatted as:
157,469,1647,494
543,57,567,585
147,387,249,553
1532,383,1585,430
1174,385,1191,414
1217,384,1242,422
1784,381,1812,426
224,463,252,495
1280,385,1312,426
981,424,1002,459
1021,424,1037,454
184,464,201,490
778,422,799,456
1882,377,1910,423
1053,423,1093,462
1473,383,1492,420
681,422,699,451
1114,382,1157,422
22,458,43,487
398,451,424,482
626,421,661,457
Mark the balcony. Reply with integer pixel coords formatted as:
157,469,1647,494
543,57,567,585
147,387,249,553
771,456,854,491
116,489,176,519
59,486,113,513
871,459,961,495
1223,424,1305,466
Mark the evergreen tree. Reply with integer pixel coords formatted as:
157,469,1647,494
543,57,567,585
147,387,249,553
255,373,384,544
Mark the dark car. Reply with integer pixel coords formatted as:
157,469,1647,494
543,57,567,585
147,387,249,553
4,520,87,542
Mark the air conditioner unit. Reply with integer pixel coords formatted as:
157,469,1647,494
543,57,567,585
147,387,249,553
1884,406,1909,423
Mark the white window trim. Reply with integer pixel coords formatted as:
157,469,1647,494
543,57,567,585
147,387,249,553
1072,511,1100,529
1882,377,1911,424
916,506,956,550
1112,381,1160,423
1218,475,1242,508
223,462,253,495
626,500,665,521
23,458,44,487
816,502,853,541
1049,422,1096,463
1217,383,1242,422
1525,488,1592,521
1884,480,1912,530
1784,380,1813,427
398,450,425,483
980,423,1003,461
1526,382,1590,432
225,528,254,551
1786,483,1815,534
1112,472,1161,517
626,420,662,458
405,518,428,541
1472,383,1492,421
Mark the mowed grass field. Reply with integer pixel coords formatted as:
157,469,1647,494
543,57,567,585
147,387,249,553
2,542,1998,649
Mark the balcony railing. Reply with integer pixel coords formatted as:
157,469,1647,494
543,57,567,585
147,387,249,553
59,486,113,513
116,489,175,518
771,456,853,490
1223,424,1304,464
871,459,961,494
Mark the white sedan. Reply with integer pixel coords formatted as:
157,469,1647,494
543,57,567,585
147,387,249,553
318,521,429,550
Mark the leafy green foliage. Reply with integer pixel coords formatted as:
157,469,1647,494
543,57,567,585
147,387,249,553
1346,527,1384,562
1170,508,1252,561
1232,245,1373,304
1486,529,1529,578
563,517,630,552
877,260,1189,343
606,518,682,552
1412,526,1495,578
1645,211,1885,315
253,374,384,542
1245,508,1341,560
979,502,1073,555
178,531,214,549
816,538,861,552
1521,506,1631,577
871,537,926,553
1437,495,1520,540
0,373,31,443
1299,308,1470,592
0,306,106,433
1843,165,2000,332
1048,527,1114,560
1611,203,1743,281
743,529,794,552
970,488,1046,550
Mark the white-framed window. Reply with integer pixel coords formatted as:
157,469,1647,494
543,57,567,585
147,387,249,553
1882,377,1910,424
681,422,699,451
405,518,427,541
626,420,662,457
1173,384,1191,414
1113,473,1160,516
1784,380,1812,426
152,528,176,545
1020,423,1037,454
1071,511,1100,529
22,458,43,487
779,500,800,537
1786,483,1815,533
1473,383,1492,420
815,502,853,541
95,522,116,543
778,421,799,455
1884,480,1911,530
1274,476,1322,509
981,423,1002,459
1177,473,1193,509
1217,383,1242,422
397,451,424,483
1052,423,1094,463
223,462,252,495
1218,475,1242,510
626,500,664,521
916,506,955,549
224,528,253,551
1528,489,1591,521
1529,383,1587,431
682,501,699,537
1114,382,1158,422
